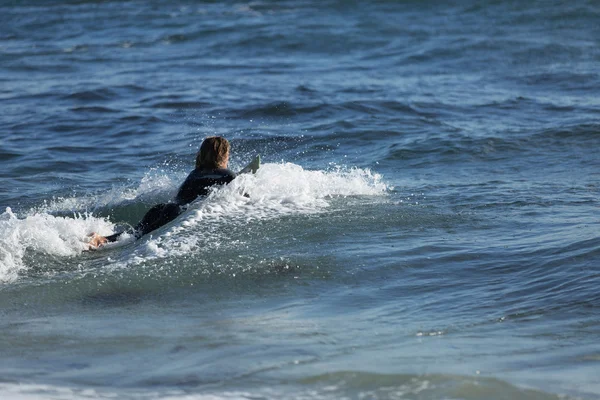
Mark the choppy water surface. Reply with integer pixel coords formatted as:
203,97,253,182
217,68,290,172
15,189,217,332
1,1,599,399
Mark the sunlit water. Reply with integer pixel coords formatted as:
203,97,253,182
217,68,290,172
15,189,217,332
1,1,599,399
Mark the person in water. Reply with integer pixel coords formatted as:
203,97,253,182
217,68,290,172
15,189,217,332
88,136,235,249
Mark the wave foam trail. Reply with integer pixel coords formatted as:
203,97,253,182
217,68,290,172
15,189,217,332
223,162,389,213
140,162,389,259
0,163,388,280
0,207,114,283
35,170,180,214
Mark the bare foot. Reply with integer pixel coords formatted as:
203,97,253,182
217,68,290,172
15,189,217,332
87,232,108,250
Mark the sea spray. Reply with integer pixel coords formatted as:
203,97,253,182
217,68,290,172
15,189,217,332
0,163,388,282
0,207,114,283
136,163,389,259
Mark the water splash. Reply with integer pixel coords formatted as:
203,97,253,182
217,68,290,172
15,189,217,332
139,162,388,259
0,163,387,283
0,207,114,283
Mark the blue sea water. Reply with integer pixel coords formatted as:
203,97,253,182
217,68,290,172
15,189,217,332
1,0,599,398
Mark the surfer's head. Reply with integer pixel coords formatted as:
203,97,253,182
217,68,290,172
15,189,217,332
196,136,230,169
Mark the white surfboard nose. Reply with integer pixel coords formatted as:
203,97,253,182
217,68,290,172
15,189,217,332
238,155,261,174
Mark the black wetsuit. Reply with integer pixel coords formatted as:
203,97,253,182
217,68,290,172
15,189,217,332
105,168,236,242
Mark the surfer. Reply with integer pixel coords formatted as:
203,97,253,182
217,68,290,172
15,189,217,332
88,136,236,249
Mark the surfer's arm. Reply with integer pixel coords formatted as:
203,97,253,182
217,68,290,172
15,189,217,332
88,165,245,250
88,233,109,249
87,230,129,249
175,169,236,205
88,202,182,249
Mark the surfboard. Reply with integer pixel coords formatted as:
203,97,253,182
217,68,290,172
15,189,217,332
86,156,261,250
238,155,261,175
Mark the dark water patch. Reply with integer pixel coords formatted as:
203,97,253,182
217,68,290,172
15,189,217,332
1,45,70,58
544,3,600,22
118,115,164,123
47,160,91,174
80,288,144,308
295,85,317,93
62,89,116,102
497,273,600,321
149,101,213,110
47,145,105,155
140,94,183,105
236,101,321,119
336,85,381,96
329,129,412,145
231,100,425,122
112,84,148,93
511,43,585,65
532,123,600,141
516,70,600,91
341,100,420,116
70,106,119,113
0,150,22,162
47,123,92,134
383,121,600,167
107,128,159,140
0,33,19,40
410,100,470,117
466,235,600,282
370,235,600,323
2,90,63,103
8,164,61,177
529,237,600,271
346,100,437,119
385,135,525,164
160,33,189,44
476,96,540,111
542,104,577,112
403,44,474,66
4,61,77,74
97,84,153,99
155,25,253,46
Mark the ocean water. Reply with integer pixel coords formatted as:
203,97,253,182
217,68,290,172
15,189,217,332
1,0,599,399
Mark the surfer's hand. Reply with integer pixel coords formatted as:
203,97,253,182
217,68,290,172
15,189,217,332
87,232,108,250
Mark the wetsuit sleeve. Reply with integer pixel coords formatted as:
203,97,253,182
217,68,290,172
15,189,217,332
104,231,127,243
175,168,236,205
104,169,235,243
133,203,181,237
103,203,182,242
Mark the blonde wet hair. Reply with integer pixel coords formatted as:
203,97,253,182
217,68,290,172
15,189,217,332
195,136,230,169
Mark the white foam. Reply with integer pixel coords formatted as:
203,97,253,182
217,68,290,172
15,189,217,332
140,163,388,259
34,169,181,214
0,163,388,281
0,207,114,283
209,162,387,217
0,382,306,400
